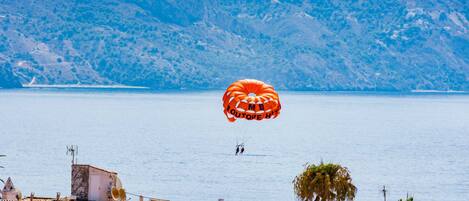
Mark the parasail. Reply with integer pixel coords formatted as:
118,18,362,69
222,79,281,122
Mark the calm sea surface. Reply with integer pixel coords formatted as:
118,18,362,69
0,89,468,201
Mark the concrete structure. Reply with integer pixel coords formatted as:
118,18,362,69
1,177,21,200
71,165,118,201
1,164,168,201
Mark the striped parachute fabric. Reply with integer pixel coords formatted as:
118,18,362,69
222,79,281,122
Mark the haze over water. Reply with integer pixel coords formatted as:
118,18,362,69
1,89,468,201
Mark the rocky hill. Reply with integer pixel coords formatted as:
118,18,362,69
0,60,21,88
0,0,468,90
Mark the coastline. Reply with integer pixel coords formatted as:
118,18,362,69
1,85,467,95
410,89,468,93
21,84,149,89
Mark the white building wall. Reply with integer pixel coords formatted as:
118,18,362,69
87,167,114,201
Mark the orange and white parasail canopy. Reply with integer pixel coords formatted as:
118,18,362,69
222,79,281,122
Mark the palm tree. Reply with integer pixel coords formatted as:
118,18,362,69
398,196,414,201
0,154,5,184
293,162,357,201
0,154,5,168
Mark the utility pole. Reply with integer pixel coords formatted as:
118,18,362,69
382,185,387,201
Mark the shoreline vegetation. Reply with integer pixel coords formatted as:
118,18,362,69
21,84,149,89
6,84,467,94
410,89,467,93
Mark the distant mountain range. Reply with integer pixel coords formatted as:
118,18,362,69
0,0,468,90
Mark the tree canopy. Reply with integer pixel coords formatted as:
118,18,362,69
293,162,357,201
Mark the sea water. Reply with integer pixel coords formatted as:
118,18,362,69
0,89,468,201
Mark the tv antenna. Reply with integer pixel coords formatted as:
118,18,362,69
382,185,387,201
66,145,78,164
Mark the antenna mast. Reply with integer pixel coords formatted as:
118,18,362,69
66,145,78,164
382,185,387,201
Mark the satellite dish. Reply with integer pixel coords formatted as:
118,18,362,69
16,190,22,200
111,187,120,201
119,188,126,201
115,177,122,188
112,176,125,201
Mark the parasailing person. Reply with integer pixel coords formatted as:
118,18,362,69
222,79,282,155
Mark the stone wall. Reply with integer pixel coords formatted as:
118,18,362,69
71,165,89,201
